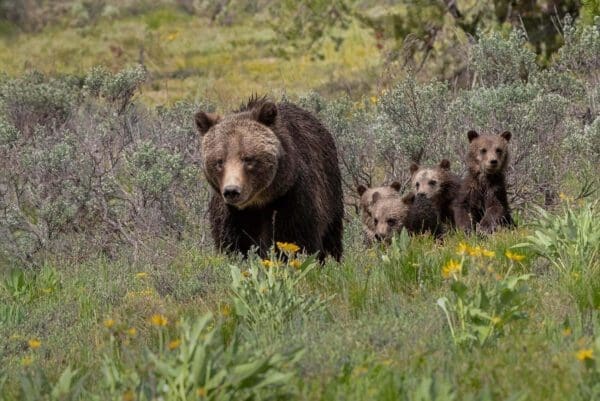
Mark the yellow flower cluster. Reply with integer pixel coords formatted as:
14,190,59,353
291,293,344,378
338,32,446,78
276,242,300,254
103,318,116,329
168,339,182,350
505,250,525,262
442,259,462,279
150,314,168,327
457,242,495,258
28,339,41,349
261,259,277,269
289,259,302,269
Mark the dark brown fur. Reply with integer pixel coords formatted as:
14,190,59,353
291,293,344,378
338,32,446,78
409,159,461,227
453,130,515,234
195,96,343,261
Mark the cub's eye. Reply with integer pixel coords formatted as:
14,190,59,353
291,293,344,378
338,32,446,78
429,180,437,186
215,159,224,170
480,148,487,154
415,182,420,189
496,148,502,154
374,218,379,225
387,218,397,226
367,211,372,217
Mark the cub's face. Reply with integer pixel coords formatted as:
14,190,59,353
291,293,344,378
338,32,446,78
195,104,282,209
467,130,511,175
409,160,451,200
357,182,401,228
371,196,409,243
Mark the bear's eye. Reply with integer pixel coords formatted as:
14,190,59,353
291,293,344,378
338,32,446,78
429,180,437,186
215,159,224,170
374,218,379,225
367,211,372,217
415,182,420,189
242,157,256,167
496,148,502,154
480,148,487,154
387,218,396,226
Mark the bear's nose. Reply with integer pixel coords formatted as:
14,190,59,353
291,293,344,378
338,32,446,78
417,192,426,198
223,185,241,201
490,159,498,165
374,233,383,241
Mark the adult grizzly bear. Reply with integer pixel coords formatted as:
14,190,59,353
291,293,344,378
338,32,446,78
409,159,461,227
453,130,515,234
195,96,343,261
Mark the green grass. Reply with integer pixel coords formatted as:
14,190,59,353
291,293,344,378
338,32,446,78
1,205,599,399
0,7,380,108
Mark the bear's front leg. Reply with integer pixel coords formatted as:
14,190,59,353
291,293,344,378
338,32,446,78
478,196,505,234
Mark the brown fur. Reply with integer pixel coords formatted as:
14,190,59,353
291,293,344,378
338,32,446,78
453,130,515,234
195,96,343,261
356,182,401,244
370,192,442,243
409,159,461,227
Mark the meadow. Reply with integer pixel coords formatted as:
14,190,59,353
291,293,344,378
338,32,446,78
0,2,599,400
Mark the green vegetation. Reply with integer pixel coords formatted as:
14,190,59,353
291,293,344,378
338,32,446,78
1,1,599,400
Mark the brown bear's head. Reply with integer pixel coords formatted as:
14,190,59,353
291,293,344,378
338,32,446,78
356,182,401,228
195,102,282,209
370,193,412,243
409,159,451,201
466,130,511,175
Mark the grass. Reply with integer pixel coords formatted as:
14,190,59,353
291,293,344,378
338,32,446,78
0,7,381,108
1,202,599,399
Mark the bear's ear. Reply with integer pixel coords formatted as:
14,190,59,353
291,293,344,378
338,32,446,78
357,185,367,196
439,159,451,170
467,130,479,142
390,181,401,192
371,191,381,204
402,193,415,205
500,131,512,142
195,112,220,136
254,102,278,126
409,163,419,174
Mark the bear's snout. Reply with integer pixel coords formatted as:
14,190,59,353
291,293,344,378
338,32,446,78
223,185,242,202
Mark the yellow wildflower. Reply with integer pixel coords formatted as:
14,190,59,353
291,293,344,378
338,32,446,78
135,272,148,279
505,250,525,262
242,270,251,278
442,259,462,279
491,316,501,325
221,304,231,317
481,249,496,258
166,31,179,41
468,246,483,257
289,259,302,269
276,242,300,254
456,242,469,255
28,339,41,349
562,327,572,337
168,339,182,350
261,259,276,269
126,327,137,337
576,348,594,361
122,389,135,401
150,314,168,327
370,96,378,104
103,318,116,329
197,387,207,397
21,356,34,367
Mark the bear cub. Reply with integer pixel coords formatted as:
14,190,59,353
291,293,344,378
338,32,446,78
409,159,461,227
453,130,515,234
195,96,344,261
357,182,401,244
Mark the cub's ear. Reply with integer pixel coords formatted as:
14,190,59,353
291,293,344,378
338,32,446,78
402,192,415,205
409,163,419,174
357,184,367,196
467,130,479,142
371,191,381,204
195,112,220,136
439,159,451,170
254,101,278,126
500,130,512,142
390,181,401,192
